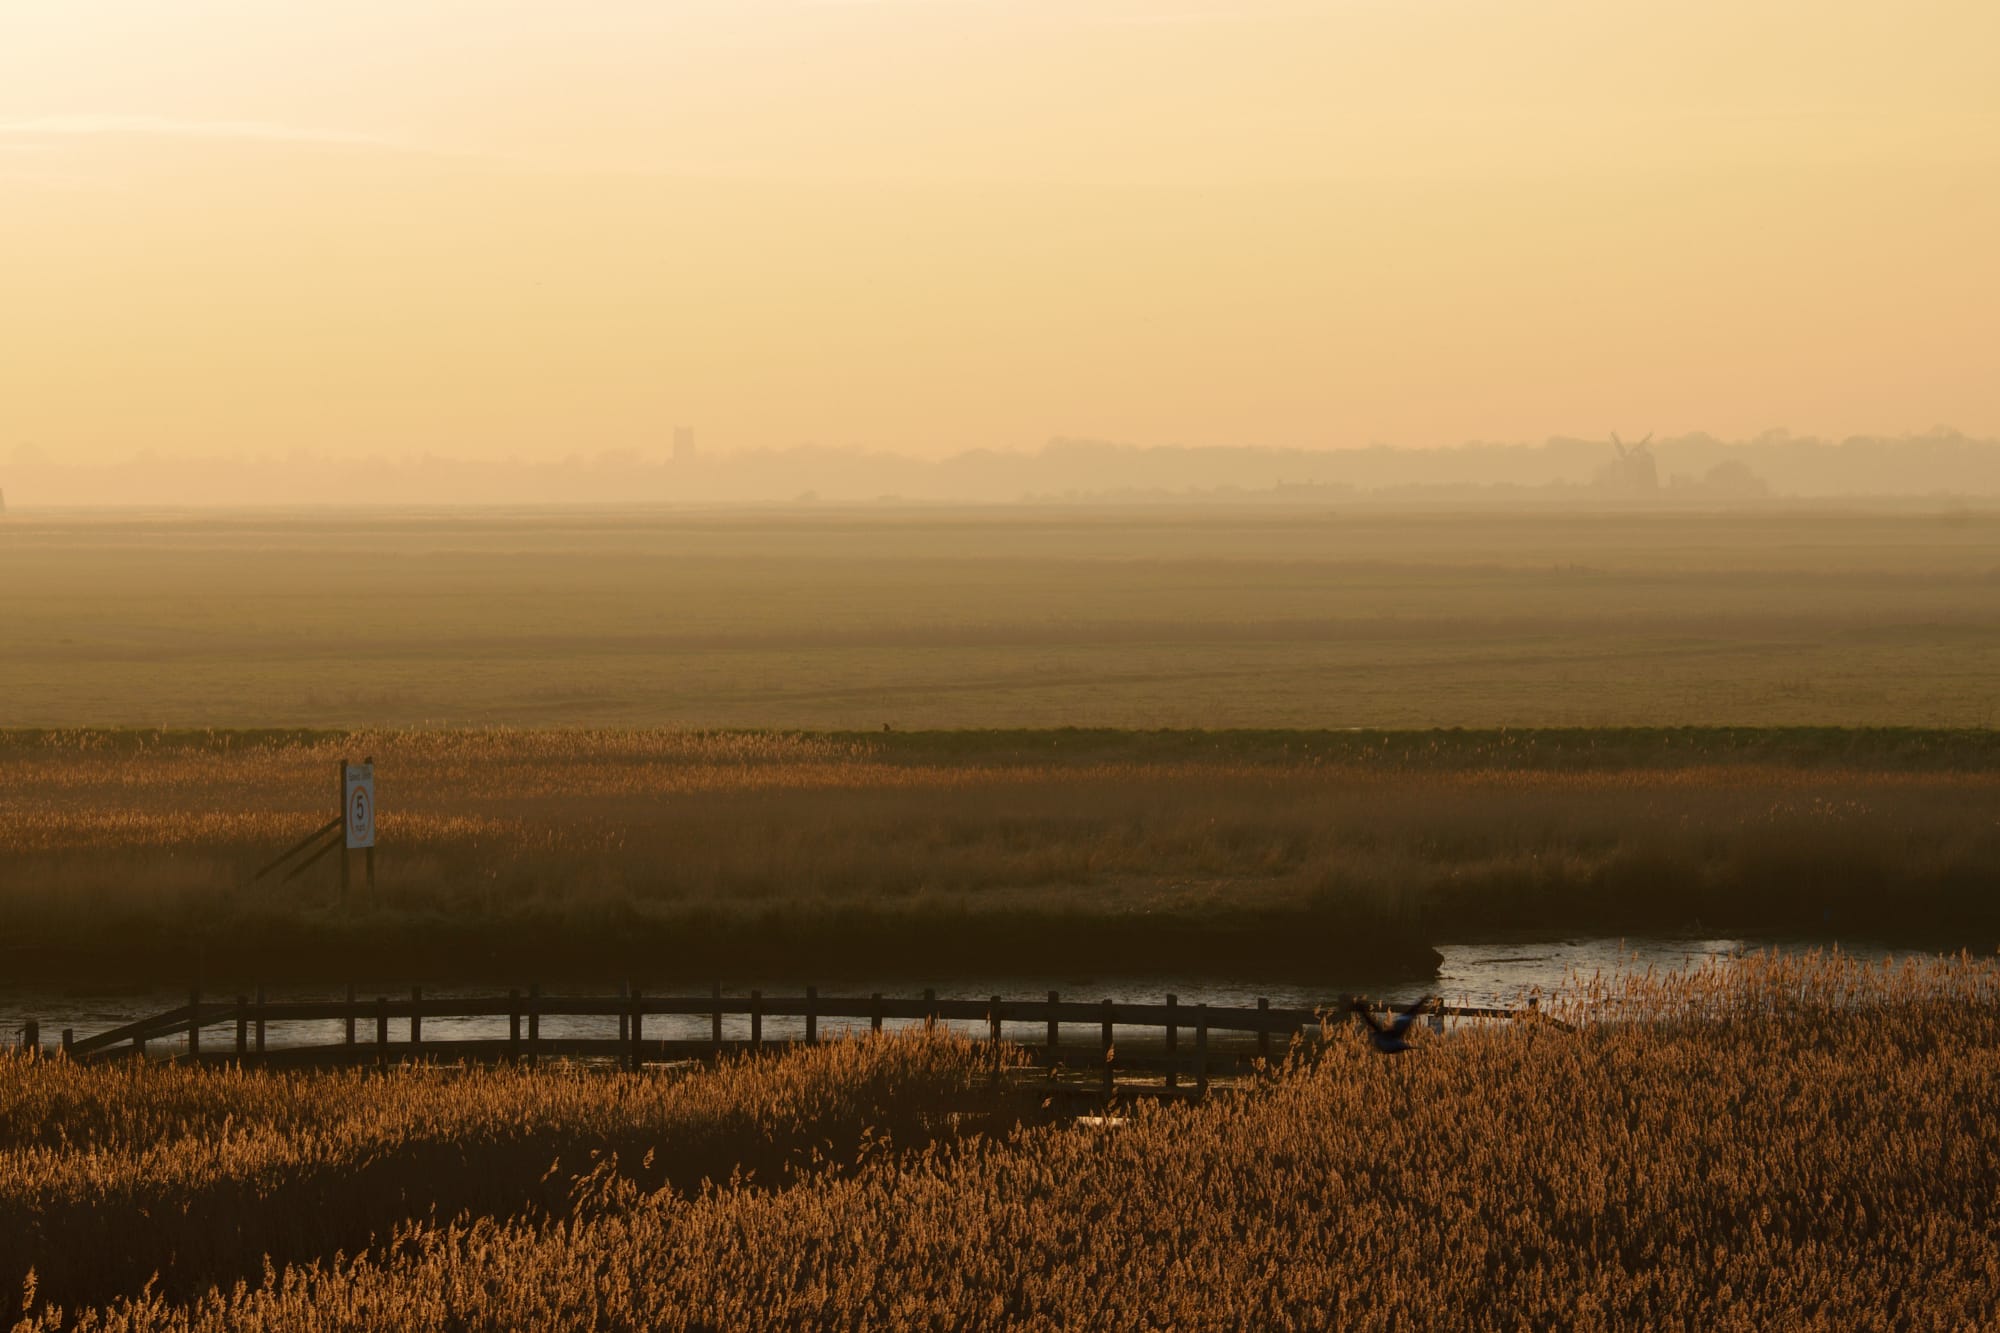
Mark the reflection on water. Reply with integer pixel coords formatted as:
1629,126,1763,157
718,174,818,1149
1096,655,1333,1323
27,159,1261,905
0,936,1919,1053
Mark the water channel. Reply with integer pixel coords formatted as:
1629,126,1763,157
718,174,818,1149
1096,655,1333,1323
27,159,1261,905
2,935,1923,1053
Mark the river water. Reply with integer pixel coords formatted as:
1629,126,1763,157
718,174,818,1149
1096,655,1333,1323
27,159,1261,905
2,935,1917,1053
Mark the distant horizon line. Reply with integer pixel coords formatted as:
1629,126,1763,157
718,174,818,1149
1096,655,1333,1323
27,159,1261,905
10,427,1997,470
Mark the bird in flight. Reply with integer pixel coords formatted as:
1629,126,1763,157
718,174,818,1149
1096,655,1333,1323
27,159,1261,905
1350,995,1436,1054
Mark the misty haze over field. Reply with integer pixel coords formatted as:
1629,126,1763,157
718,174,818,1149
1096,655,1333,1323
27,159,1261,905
7,429,2000,508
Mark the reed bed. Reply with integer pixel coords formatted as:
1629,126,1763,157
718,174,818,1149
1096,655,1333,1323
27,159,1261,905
2,729,1997,985
11,951,2000,1330
2,1031,1030,1309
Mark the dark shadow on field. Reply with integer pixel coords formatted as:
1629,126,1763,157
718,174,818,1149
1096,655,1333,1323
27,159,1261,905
8,1042,1051,1309
0,904,1447,991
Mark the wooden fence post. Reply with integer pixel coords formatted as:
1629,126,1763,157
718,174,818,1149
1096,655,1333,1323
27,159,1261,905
344,984,356,1051
1195,1006,1210,1096
61,1029,73,1060
134,1032,146,1059
871,993,884,1034
805,986,818,1045
508,989,521,1065
628,987,643,1072
711,982,723,1054
750,990,763,1051
989,995,1003,1073
188,988,201,1058
528,983,541,1065
363,754,375,895
1046,991,1060,1057
21,1020,37,1056
1257,997,1271,1062
375,997,388,1069
410,986,423,1060
235,996,248,1058
1165,994,1179,1090
254,985,266,1056
1101,999,1115,1095
617,980,629,1045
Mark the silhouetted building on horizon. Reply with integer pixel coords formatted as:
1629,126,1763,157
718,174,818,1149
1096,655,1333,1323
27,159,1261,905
1594,433,1659,496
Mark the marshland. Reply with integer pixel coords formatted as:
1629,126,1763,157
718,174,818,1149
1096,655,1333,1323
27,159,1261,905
11,953,2000,1329
5,508,1998,1328
12,0,2000,1318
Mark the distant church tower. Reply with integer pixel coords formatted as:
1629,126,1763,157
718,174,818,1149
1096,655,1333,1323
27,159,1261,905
672,427,695,462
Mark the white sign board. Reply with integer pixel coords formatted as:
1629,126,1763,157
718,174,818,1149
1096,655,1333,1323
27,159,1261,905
344,762,376,849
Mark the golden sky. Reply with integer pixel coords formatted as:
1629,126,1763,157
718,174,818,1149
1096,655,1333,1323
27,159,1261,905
3,0,1997,464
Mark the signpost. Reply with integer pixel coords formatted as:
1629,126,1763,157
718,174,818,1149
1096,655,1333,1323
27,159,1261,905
247,759,380,894
340,757,377,894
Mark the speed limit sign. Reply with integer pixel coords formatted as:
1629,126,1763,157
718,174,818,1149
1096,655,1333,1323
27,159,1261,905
344,761,376,849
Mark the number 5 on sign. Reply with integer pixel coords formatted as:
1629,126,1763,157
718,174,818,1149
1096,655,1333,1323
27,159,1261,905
344,762,376,849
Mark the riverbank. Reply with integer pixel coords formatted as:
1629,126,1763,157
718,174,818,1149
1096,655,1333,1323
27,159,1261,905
3,727,1996,988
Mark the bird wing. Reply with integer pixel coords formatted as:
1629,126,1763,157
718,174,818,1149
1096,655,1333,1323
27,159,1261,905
1349,999,1389,1035
1387,995,1437,1037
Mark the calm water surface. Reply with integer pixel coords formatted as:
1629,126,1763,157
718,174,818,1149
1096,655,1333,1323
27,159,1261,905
1,936,1917,1053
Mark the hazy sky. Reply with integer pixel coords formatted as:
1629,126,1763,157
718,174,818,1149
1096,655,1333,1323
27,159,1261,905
3,0,1997,465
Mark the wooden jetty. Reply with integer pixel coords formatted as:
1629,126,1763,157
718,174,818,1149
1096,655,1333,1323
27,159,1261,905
13,988,1533,1095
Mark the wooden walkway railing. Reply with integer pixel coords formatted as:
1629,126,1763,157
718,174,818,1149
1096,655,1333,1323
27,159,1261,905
13,987,1532,1094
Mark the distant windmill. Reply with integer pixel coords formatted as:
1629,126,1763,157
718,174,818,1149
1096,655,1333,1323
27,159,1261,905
1599,431,1659,494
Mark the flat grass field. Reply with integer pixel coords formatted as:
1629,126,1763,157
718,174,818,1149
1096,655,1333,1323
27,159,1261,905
3,506,1998,730
5,727,1998,987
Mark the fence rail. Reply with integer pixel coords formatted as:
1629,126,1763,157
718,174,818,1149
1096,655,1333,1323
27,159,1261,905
15,988,1539,1094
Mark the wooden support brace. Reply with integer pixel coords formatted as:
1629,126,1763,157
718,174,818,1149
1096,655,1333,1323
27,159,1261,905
236,996,248,1058
1165,993,1179,1090
375,997,388,1069
339,760,350,898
